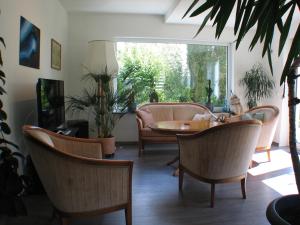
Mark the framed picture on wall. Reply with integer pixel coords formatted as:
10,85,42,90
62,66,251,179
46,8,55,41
19,16,40,69
51,39,61,70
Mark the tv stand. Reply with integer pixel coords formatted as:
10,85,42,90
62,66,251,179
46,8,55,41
56,120,88,138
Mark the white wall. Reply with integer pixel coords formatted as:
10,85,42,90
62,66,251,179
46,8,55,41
67,12,287,142
0,0,68,150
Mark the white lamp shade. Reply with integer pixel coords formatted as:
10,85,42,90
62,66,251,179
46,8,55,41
86,40,119,76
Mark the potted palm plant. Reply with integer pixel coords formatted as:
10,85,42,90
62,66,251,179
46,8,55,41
184,1,300,224
240,63,275,109
67,71,132,156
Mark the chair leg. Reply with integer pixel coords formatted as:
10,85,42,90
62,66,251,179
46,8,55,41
179,166,184,191
138,140,143,157
267,148,271,162
210,183,215,208
241,178,246,199
125,204,132,225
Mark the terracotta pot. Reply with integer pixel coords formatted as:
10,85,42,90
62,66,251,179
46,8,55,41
99,136,116,156
266,194,300,225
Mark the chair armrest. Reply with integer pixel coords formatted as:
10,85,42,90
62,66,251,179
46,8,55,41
50,134,103,159
136,116,144,130
35,147,133,213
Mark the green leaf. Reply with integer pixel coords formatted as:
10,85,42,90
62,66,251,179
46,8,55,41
193,11,213,38
0,70,6,85
0,37,5,48
12,152,24,159
0,69,5,78
215,0,236,38
0,146,11,154
0,139,18,149
0,86,6,95
182,0,199,18
267,46,274,75
0,51,2,66
0,109,7,120
1,122,11,134
281,23,300,84
236,0,255,49
278,3,295,55
234,0,247,34
190,0,214,17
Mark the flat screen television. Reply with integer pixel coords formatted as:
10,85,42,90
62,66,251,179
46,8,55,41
36,78,65,130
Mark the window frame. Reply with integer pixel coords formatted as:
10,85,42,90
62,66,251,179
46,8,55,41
115,38,233,108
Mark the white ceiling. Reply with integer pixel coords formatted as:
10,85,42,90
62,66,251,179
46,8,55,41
58,0,179,15
59,0,300,29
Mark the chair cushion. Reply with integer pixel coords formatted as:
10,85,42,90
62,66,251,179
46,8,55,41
136,109,155,128
240,113,253,120
192,113,211,121
240,112,265,122
252,112,265,122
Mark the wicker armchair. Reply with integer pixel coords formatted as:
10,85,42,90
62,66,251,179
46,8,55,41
227,105,279,161
177,120,262,207
23,125,133,225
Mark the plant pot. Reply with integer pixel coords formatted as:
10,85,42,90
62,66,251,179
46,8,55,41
99,136,116,157
266,194,300,225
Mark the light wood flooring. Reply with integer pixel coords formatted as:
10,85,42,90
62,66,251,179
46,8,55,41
1,144,294,225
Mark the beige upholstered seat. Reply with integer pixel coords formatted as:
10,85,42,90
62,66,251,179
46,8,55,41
23,125,133,225
227,105,279,161
246,105,279,161
177,120,262,207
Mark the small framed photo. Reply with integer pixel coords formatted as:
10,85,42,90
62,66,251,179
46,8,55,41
51,39,61,70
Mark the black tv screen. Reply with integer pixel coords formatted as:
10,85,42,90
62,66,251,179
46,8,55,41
36,78,65,130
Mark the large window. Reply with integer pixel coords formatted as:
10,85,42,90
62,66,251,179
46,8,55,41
117,42,228,107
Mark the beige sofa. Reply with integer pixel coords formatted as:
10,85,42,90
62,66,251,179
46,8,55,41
136,103,213,156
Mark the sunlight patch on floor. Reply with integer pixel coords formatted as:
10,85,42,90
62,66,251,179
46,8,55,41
262,173,298,195
248,149,292,176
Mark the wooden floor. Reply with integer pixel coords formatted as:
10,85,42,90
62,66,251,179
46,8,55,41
2,144,293,225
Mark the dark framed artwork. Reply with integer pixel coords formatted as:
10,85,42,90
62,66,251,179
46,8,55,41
51,39,61,70
19,16,40,69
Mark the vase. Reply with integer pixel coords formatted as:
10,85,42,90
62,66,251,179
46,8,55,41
98,136,116,158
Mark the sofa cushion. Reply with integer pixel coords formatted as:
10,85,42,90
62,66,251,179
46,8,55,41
142,105,173,121
240,112,265,122
136,109,155,128
172,105,209,120
192,113,211,121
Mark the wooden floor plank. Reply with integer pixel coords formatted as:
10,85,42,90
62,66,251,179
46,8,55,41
4,144,290,225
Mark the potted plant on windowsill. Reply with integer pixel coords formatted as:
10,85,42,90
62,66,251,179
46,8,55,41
185,1,300,224
67,40,132,157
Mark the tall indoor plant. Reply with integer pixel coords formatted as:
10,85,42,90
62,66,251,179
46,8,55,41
240,63,275,109
184,0,300,224
67,71,132,156
68,40,132,156
0,15,26,216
